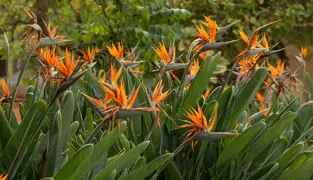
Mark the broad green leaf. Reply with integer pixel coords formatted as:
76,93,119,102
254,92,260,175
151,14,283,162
215,86,234,131
53,144,94,180
276,142,304,171
181,53,221,113
287,150,313,170
228,67,267,130
106,170,116,180
119,153,173,180
19,104,27,120
27,133,48,175
164,161,183,180
131,157,146,171
247,162,278,180
0,106,12,152
61,91,74,145
3,103,18,129
69,121,79,139
217,121,266,165
246,112,298,161
259,163,279,180
295,101,313,133
266,137,288,164
1,101,47,179
280,157,313,180
83,71,106,95
119,134,130,151
72,121,127,179
84,108,94,135
93,141,150,180
54,91,74,171
46,111,61,177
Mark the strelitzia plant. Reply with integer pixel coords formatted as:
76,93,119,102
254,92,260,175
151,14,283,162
1,9,313,180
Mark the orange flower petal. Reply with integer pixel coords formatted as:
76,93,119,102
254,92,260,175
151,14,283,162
239,29,250,45
0,78,10,97
262,34,268,48
154,41,171,63
301,47,308,58
249,34,259,48
256,92,264,103
196,25,209,42
127,85,140,109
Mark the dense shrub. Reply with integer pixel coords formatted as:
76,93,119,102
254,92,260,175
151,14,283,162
0,3,313,180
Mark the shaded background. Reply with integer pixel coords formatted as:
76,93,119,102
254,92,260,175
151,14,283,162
0,0,312,88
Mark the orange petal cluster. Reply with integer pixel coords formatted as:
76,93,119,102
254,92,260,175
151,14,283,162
56,48,79,79
0,78,10,97
154,41,176,64
81,46,100,64
107,42,124,59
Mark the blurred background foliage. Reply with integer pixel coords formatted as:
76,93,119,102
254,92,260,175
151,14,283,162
0,0,313,74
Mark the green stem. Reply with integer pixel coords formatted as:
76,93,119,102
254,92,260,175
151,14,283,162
38,80,47,101
217,61,237,100
292,62,304,75
173,50,194,116
4,32,9,82
8,45,36,123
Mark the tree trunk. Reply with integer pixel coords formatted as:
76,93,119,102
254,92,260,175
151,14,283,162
0,61,5,77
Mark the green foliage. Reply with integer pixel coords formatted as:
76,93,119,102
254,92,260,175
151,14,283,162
180,53,221,115
0,1,313,180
